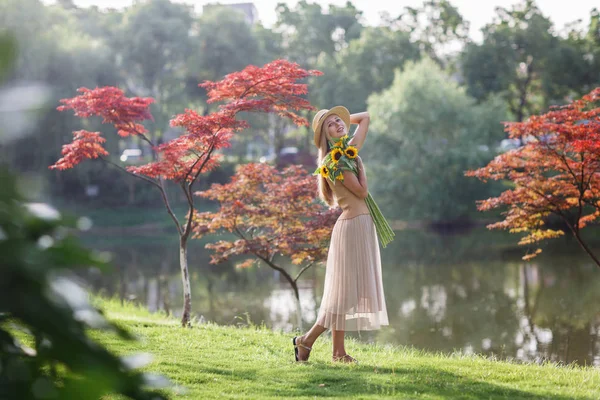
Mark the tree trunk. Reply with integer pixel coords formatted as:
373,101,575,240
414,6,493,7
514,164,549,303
569,226,600,269
290,280,303,331
179,237,192,327
159,259,171,316
261,257,304,329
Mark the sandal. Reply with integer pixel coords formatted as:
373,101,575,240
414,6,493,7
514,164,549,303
333,354,359,364
292,336,312,362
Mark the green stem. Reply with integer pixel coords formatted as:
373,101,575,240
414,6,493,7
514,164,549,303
365,192,395,248
343,159,394,248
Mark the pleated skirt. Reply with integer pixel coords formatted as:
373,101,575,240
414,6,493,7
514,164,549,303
316,213,389,331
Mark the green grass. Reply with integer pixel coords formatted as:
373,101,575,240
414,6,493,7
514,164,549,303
94,298,600,399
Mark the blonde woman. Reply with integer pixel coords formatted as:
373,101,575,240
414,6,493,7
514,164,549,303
293,106,389,363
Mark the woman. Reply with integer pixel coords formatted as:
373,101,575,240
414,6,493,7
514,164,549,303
293,106,389,364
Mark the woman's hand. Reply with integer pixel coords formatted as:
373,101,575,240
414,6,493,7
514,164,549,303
342,156,368,199
355,156,364,171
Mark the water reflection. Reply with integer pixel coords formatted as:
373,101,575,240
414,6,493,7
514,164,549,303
79,227,600,366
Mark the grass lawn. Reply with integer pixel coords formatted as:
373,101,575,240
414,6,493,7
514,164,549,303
94,299,600,399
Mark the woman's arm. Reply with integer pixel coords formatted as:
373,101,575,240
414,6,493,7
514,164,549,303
348,111,370,152
341,156,368,199
350,112,369,125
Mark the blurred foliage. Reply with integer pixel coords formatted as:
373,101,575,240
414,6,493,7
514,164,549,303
460,0,599,122
387,0,470,65
274,0,363,64
311,26,421,113
0,32,171,400
0,0,598,222
0,169,170,399
365,58,508,221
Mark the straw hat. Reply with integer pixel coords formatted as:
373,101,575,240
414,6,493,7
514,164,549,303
312,105,350,148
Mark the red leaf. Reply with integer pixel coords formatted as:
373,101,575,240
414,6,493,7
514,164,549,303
192,162,341,267
465,87,600,259
49,130,108,170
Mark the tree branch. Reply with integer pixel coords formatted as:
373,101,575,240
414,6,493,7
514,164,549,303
230,218,296,285
255,252,296,288
190,142,216,187
238,76,282,99
181,182,195,240
563,216,600,268
99,156,160,189
539,140,580,187
123,120,159,160
100,156,182,234
158,178,183,235
576,152,585,232
294,261,314,283
182,141,218,239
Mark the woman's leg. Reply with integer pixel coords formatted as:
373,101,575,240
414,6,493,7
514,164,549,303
296,323,326,361
332,329,356,362
332,329,346,358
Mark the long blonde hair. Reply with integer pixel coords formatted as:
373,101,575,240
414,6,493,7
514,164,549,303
316,122,336,207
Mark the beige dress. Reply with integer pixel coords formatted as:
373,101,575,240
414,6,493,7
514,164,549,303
315,177,389,331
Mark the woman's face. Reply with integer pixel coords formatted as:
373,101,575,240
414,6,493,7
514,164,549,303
324,114,347,139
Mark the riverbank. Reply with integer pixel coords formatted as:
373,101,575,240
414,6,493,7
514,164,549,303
96,298,600,399
59,203,499,235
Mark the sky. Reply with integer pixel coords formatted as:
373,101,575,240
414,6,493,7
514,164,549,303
43,0,598,42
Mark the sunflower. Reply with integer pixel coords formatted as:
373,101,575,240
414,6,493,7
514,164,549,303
336,173,344,181
319,165,329,178
336,134,350,146
331,148,343,163
344,145,358,159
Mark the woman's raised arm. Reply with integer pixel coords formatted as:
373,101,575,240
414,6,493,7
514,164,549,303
348,111,370,152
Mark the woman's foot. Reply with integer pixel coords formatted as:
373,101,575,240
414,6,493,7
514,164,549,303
332,353,358,364
293,335,312,362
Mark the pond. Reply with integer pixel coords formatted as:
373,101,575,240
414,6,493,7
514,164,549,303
78,225,600,367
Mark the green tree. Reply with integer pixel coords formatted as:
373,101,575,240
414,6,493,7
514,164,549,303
185,6,282,164
274,0,364,65
311,25,420,114
559,8,600,95
365,58,507,222
0,0,120,178
586,8,600,78
186,5,262,110
460,0,596,122
0,0,53,81
114,0,194,143
389,0,469,65
274,0,366,153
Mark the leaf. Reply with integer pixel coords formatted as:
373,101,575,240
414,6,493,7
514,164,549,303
52,59,322,182
49,131,109,170
193,163,342,274
465,87,600,262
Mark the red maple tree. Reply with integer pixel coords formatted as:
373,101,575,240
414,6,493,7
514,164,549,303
50,60,322,326
192,162,340,326
465,87,600,266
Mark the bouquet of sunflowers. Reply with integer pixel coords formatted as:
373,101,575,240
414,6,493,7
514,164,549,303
313,134,395,248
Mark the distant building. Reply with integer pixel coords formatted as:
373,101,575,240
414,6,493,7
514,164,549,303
202,2,258,25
